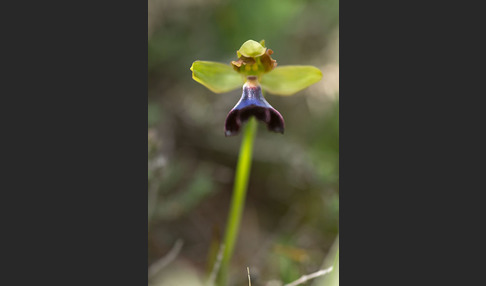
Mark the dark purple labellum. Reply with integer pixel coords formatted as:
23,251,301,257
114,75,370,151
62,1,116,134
225,80,285,137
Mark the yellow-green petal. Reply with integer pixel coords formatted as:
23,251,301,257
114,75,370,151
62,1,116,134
238,40,266,58
260,65,323,96
190,61,245,93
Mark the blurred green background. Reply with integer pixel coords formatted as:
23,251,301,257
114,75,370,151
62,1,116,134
148,0,338,285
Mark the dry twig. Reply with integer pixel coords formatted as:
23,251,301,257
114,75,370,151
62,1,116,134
284,266,333,286
207,243,225,286
148,239,184,279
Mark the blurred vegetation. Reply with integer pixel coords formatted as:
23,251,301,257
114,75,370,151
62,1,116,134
148,0,338,285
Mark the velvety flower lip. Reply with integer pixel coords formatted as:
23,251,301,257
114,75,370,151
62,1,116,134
225,76,285,137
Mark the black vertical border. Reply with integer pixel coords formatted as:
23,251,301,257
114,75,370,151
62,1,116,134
341,1,486,285
77,1,149,285
3,1,150,285
340,0,429,283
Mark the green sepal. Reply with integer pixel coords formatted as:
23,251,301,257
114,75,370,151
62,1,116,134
238,40,266,58
260,65,323,96
190,61,245,93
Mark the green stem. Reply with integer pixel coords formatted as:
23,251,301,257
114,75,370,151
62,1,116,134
217,117,258,286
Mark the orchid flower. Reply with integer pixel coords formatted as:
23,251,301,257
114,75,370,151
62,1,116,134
190,39,322,136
